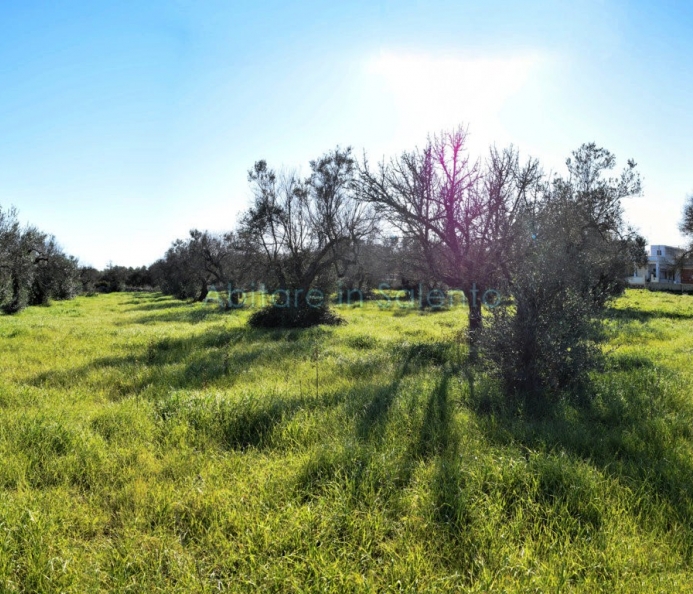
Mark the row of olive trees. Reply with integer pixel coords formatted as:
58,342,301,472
79,264,157,294
151,149,379,323
151,128,648,403
151,148,438,325
0,206,81,313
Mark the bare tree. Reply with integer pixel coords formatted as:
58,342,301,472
357,126,540,349
240,147,376,326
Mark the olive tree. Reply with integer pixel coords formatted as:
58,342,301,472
0,208,48,313
152,230,244,302
681,193,693,240
0,206,79,312
240,147,376,327
482,143,644,408
30,236,80,304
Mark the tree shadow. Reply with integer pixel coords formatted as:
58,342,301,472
28,325,324,398
388,372,460,494
472,365,693,548
156,385,349,452
605,306,693,322
124,301,192,312
349,342,455,446
127,306,232,325
413,373,454,459
291,360,442,502
295,353,458,501
350,348,421,444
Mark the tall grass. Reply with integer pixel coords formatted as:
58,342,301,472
0,290,692,591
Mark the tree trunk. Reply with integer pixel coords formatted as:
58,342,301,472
6,274,24,314
466,292,483,361
196,282,209,302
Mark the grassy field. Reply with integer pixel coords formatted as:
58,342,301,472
0,290,693,592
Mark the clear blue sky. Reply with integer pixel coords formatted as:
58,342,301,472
1,0,691,268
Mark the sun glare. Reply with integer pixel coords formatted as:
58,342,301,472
366,51,541,152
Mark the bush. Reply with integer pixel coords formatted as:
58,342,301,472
248,305,344,329
481,285,603,412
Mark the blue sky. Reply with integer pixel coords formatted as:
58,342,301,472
1,0,692,268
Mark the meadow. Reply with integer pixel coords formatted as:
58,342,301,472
0,289,693,592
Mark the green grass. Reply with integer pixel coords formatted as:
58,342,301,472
0,289,693,591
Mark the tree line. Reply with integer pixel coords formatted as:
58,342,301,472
0,206,81,314
4,125,660,407
149,126,654,406
0,206,163,314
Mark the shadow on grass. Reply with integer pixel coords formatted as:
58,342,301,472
29,325,331,398
471,363,693,550
156,388,349,451
323,349,414,449
124,301,192,312
298,370,463,506
350,342,454,445
605,306,693,322
413,374,454,460
127,306,232,325
299,347,693,576
295,351,458,498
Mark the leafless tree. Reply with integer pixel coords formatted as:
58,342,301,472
240,147,376,324
357,126,541,349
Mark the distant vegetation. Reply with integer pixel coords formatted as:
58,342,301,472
0,206,80,313
0,206,158,314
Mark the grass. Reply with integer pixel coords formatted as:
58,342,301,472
0,289,692,591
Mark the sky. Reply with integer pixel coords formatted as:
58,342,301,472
1,0,692,268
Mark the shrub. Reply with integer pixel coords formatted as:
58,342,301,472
481,287,603,411
248,304,343,329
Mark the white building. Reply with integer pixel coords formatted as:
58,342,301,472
628,244,692,286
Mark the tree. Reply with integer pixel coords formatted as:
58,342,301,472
0,206,79,312
150,244,198,300
670,193,693,281
629,234,649,273
332,236,401,302
152,230,245,302
79,266,101,295
240,147,375,327
124,266,155,290
99,265,131,293
482,143,644,408
357,126,541,350
680,193,693,240
186,229,246,303
0,208,47,313
29,236,79,304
